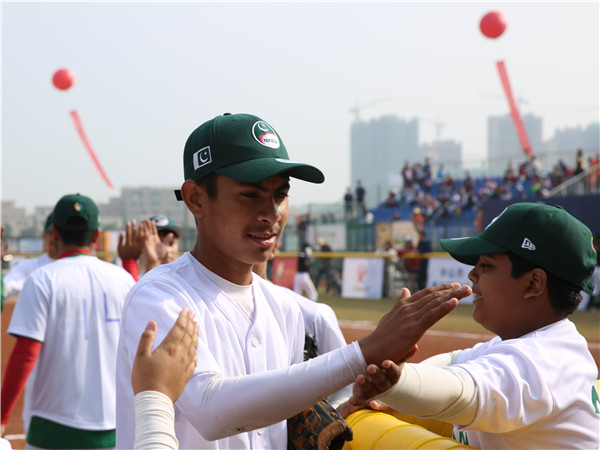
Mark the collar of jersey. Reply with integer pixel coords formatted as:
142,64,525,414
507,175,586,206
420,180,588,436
58,249,92,259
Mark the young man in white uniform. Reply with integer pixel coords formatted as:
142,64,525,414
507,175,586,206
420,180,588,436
115,112,472,449
0,194,135,448
3,213,58,299
351,202,599,449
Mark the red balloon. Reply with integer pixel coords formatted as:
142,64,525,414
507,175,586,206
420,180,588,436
480,11,507,39
52,68,75,90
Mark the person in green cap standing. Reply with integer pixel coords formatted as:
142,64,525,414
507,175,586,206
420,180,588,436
114,112,471,449
350,202,598,449
1,194,135,448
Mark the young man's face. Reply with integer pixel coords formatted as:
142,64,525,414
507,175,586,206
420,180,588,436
199,174,290,273
467,252,530,339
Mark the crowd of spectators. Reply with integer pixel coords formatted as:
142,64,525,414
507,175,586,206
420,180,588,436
382,149,598,224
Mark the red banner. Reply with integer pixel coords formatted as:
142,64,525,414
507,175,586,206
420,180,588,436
496,60,534,158
271,257,297,289
70,110,114,189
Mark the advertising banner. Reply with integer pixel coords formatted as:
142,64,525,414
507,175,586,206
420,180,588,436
271,257,297,290
342,257,384,299
427,258,475,304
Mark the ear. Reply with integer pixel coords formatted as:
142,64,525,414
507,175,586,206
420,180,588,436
91,228,101,245
523,268,547,300
180,179,206,218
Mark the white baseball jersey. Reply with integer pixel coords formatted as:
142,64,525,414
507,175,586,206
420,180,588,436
452,318,599,449
7,255,135,431
3,253,53,298
115,253,366,449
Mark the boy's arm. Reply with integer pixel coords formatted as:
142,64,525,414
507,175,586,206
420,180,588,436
1,337,42,435
351,362,478,426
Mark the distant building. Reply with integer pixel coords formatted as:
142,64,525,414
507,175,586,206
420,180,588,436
350,115,419,208
33,206,55,231
544,123,600,169
420,140,463,176
487,114,543,176
118,186,194,229
1,201,34,237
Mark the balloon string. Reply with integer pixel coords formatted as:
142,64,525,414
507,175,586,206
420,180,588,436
69,110,114,189
495,60,534,158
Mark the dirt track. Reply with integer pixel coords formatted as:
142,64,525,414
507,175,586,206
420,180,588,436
2,300,599,450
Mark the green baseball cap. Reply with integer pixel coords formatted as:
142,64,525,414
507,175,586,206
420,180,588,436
52,194,99,232
440,202,596,295
149,214,182,238
175,113,324,200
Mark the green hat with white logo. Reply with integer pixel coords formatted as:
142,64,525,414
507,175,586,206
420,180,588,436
440,202,596,295
52,193,99,232
181,113,324,185
149,214,182,238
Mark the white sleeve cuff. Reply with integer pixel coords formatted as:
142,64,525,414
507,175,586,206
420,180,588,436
134,391,179,450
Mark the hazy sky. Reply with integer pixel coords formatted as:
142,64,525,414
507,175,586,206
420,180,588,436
2,1,598,213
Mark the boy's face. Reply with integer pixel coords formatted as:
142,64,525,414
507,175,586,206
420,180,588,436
467,252,531,339
199,174,290,271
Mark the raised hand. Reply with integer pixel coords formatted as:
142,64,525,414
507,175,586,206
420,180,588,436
349,359,404,407
132,307,199,403
117,220,144,261
358,284,472,366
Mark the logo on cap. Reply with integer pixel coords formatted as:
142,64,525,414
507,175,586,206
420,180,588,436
74,202,82,212
521,238,536,251
193,146,212,170
252,121,280,149
152,216,169,227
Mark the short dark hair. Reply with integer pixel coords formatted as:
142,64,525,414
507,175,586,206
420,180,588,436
506,252,581,316
56,227,95,247
158,230,179,240
195,172,219,199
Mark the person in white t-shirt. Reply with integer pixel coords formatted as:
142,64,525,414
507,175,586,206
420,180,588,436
114,112,472,449
350,202,599,449
1,194,135,448
3,213,58,299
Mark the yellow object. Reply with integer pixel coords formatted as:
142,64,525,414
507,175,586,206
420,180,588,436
388,411,454,438
343,409,477,449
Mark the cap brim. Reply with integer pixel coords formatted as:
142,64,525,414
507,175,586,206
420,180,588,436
216,158,324,184
440,236,507,266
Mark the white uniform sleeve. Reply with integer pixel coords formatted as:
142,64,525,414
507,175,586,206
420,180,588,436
134,391,178,449
420,350,463,367
177,343,366,441
377,362,478,426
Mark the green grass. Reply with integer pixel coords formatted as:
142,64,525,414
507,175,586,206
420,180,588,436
318,293,600,342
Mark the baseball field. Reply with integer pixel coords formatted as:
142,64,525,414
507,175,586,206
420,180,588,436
2,295,599,449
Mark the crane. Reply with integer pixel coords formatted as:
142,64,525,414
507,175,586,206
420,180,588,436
349,97,392,122
419,116,445,142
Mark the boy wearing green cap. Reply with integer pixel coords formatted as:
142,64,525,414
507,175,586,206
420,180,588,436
1,194,135,448
115,113,471,449
118,214,183,280
350,202,599,449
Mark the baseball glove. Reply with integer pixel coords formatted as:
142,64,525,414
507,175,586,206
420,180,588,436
287,397,353,450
